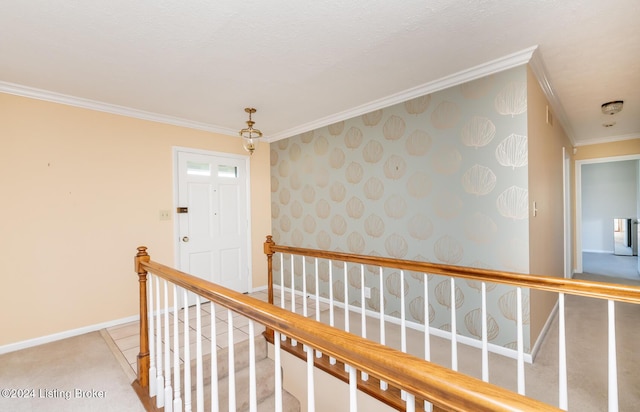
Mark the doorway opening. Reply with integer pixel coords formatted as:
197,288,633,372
575,154,640,282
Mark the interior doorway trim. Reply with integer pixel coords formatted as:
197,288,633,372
563,147,571,278
575,153,640,273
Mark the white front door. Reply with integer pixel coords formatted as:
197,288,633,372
175,149,250,293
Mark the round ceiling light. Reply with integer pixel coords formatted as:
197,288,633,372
601,100,624,115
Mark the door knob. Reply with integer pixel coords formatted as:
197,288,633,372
182,236,189,242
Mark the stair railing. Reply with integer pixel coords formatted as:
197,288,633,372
264,236,640,412
136,246,274,412
134,245,561,412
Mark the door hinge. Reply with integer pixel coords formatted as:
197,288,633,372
176,207,189,214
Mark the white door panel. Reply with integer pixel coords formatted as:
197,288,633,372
189,252,214,283
176,150,249,293
220,247,241,283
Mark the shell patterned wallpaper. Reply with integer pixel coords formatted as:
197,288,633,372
270,65,531,351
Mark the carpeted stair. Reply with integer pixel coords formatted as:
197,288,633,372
181,334,300,411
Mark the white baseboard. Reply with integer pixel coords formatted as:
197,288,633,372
0,314,139,355
250,284,268,293
530,300,559,362
582,249,614,254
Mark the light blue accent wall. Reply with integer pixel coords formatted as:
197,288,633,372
270,65,531,350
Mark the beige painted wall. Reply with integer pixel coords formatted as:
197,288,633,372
0,92,271,347
574,138,640,161
526,67,573,347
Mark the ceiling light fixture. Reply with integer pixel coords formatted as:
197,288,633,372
239,107,262,155
601,100,624,115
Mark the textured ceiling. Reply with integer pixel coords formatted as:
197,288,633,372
1,0,639,146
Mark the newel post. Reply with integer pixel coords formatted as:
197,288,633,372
264,236,275,341
134,246,151,387
264,235,275,305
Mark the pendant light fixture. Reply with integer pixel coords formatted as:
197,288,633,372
600,100,623,128
239,107,262,155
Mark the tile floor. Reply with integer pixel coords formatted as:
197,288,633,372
106,289,326,373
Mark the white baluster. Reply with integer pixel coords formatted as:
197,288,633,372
360,264,368,381
424,273,431,361
314,258,322,359
344,261,349,333
329,260,335,327
183,291,192,412
280,254,286,343
148,274,156,397
291,254,296,313
424,273,432,412
314,258,320,322
401,270,406,353
210,303,219,412
290,256,297,346
195,299,204,412
379,267,387,391
608,299,619,412
451,277,458,372
274,332,283,412
516,287,525,395
163,280,173,412
329,260,336,365
280,254,285,309
227,311,236,412
342,263,352,372
303,257,308,318
348,365,357,412
400,271,407,402
155,276,164,407
306,345,315,412
558,293,567,410
405,392,415,412
481,282,489,382
173,285,182,412
249,320,257,412
360,264,366,338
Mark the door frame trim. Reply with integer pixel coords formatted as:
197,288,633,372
563,147,571,279
172,146,253,292
575,153,640,273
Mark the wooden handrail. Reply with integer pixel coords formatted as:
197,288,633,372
263,236,640,304
135,246,560,412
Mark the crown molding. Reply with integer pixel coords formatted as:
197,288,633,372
0,81,238,137
527,50,576,146
5,46,585,147
268,46,539,142
573,132,640,147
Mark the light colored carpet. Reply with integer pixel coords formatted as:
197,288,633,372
582,252,639,281
323,294,640,411
574,271,640,287
0,331,144,412
522,295,640,411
